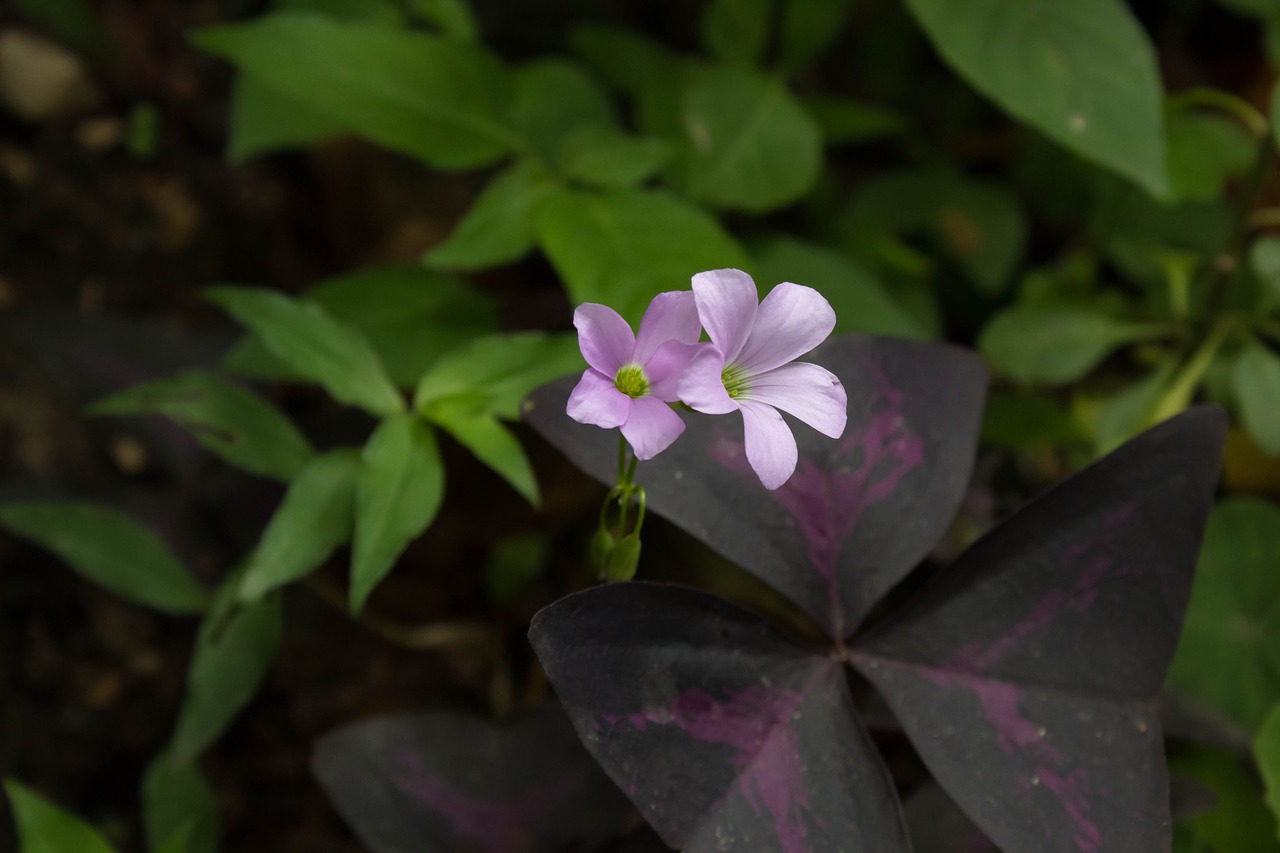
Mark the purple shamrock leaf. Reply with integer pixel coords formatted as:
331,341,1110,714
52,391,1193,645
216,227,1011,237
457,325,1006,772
849,406,1226,852
526,334,987,638
311,703,632,853
530,582,909,852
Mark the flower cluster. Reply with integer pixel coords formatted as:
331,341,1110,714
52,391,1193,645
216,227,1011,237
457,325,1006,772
567,268,848,490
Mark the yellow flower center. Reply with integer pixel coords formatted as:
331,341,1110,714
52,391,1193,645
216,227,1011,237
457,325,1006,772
614,364,649,398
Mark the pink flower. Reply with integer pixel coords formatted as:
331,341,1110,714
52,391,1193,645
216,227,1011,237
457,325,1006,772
678,269,847,489
567,292,702,460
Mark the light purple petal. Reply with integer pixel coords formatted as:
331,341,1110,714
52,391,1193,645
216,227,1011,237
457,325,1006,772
739,400,798,490
621,397,686,460
574,303,635,375
633,291,702,365
747,362,847,439
691,269,758,364
646,341,704,401
736,283,837,374
566,369,630,429
678,345,737,415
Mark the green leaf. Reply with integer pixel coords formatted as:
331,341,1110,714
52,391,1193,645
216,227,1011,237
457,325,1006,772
276,0,406,23
1172,745,1280,853
154,825,196,853
751,236,931,339
978,306,1166,385
222,267,499,389
1236,343,1280,456
226,75,345,162
89,370,314,482
1167,110,1257,202
778,0,852,69
1091,361,1177,453
169,574,282,764
701,0,772,65
569,24,676,95
423,160,556,270
533,188,749,324
506,58,615,161
207,286,403,416
1168,499,1280,730
238,449,361,601
1259,705,1280,838
903,0,1168,196
141,752,219,853
841,169,1027,294
803,95,905,146
664,65,821,212
1252,237,1280,311
431,409,538,504
558,125,671,190
413,332,582,420
351,414,444,612
0,502,206,614
191,12,515,170
3,780,117,853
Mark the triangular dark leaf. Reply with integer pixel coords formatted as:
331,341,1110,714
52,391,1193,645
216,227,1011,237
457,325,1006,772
529,582,910,853
524,335,986,639
850,407,1227,852
311,704,630,853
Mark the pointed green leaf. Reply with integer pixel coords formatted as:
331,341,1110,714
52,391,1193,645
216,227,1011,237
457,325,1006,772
423,160,555,270
0,502,206,614
227,75,345,162
1167,110,1256,203
191,12,515,170
169,576,282,764
1235,343,1280,456
558,125,670,190
142,752,219,853
221,268,499,389
979,307,1168,385
351,415,444,612
207,286,403,416
904,0,1168,196
1168,499,1280,729
533,188,749,324
752,236,931,339
431,409,538,504
89,370,313,482
666,65,822,212
413,332,583,420
238,449,361,601
3,780,117,853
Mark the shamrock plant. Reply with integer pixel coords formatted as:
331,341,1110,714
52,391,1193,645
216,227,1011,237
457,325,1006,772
525,332,1226,852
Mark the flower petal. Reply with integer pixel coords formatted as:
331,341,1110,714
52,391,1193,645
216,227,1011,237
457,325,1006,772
691,269,758,364
621,397,686,460
678,345,737,415
566,369,630,429
736,282,836,374
645,341,704,401
747,362,847,439
574,303,635,375
739,400,798,490
633,291,702,365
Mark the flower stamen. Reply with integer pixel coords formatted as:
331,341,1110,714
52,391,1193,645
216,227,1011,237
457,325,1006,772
614,364,650,399
721,363,750,400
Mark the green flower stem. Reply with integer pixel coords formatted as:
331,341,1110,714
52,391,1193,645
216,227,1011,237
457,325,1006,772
1165,86,1269,138
1153,318,1235,421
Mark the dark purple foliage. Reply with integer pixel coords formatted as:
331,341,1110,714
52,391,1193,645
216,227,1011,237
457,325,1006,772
524,336,1226,853
310,703,632,853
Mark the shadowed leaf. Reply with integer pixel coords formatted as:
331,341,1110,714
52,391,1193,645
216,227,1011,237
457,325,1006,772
311,703,631,853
